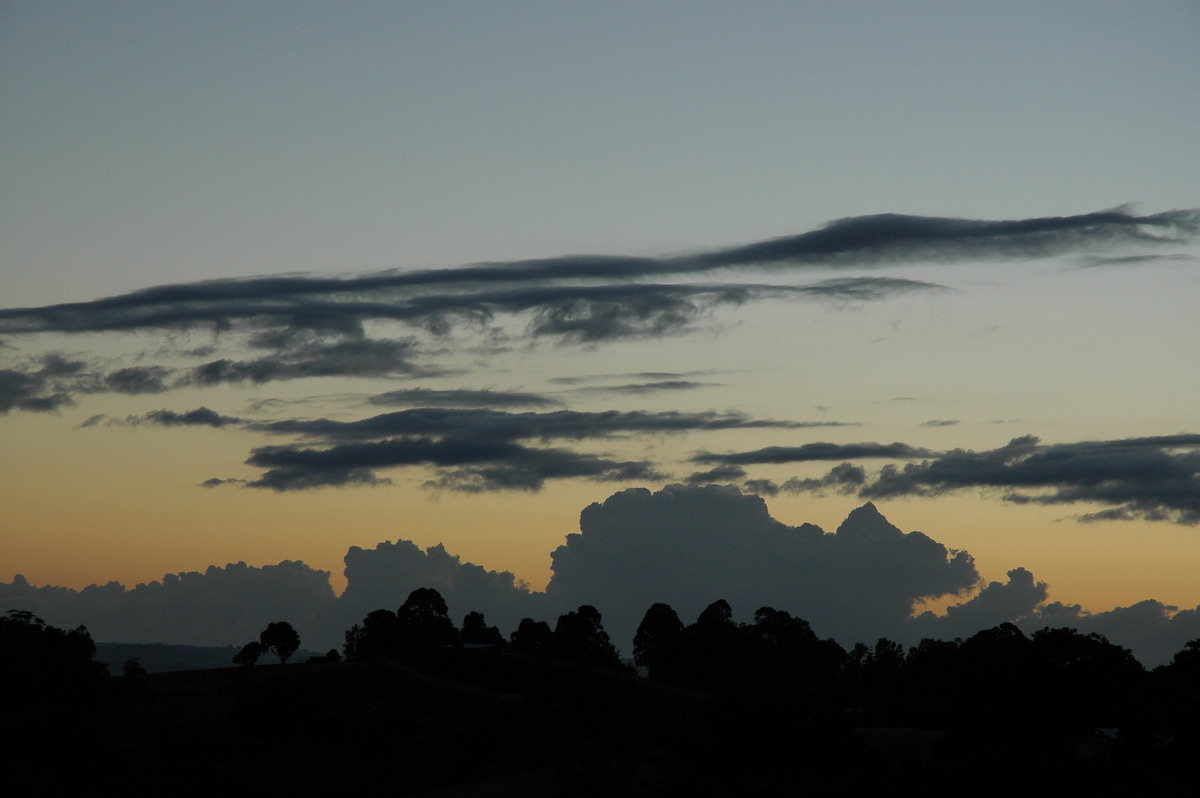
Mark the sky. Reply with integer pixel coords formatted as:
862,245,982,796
3,2,1200,658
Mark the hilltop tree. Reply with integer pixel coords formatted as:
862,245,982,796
343,588,459,662
259,621,301,665
397,587,459,651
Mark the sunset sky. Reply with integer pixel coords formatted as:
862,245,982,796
3,1,1199,636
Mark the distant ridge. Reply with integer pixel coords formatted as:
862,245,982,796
95,641,318,673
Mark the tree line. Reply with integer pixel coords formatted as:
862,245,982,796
331,590,1200,743
11,589,1200,742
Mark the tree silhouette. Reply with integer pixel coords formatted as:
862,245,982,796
346,608,401,660
259,621,301,665
343,588,459,663
461,611,504,645
634,603,684,679
397,587,459,651
234,640,266,667
510,618,553,656
553,605,621,669
1,609,106,713
682,599,747,689
121,657,148,678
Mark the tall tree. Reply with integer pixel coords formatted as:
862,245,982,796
634,603,684,679
553,605,621,669
397,587,459,651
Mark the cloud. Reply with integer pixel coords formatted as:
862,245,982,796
685,464,749,485
1076,253,1193,268
182,338,433,386
367,388,561,409
233,408,805,492
692,441,927,465
0,368,73,413
338,540,537,635
688,207,1200,270
776,462,869,495
103,365,171,394
731,434,1200,526
921,419,959,428
242,437,658,493
1024,599,1200,668
913,580,1200,667
141,407,243,427
3,208,1185,409
200,477,245,488
732,467,869,498
544,485,979,650
4,209,1188,339
4,486,1198,665
569,380,719,396
0,353,87,413
550,370,721,386
910,567,1048,640
792,276,949,300
259,407,804,444
857,434,1200,524
0,562,338,648
0,278,942,409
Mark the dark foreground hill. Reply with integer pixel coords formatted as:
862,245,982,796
7,644,1197,797
8,650,718,795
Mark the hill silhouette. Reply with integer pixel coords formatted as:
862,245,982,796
8,602,1200,795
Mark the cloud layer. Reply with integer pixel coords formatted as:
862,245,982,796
2,208,1198,522
6,486,1200,666
717,434,1200,525
4,207,1194,409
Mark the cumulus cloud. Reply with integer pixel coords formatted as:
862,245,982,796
910,567,1049,640
0,562,338,648
338,540,537,636
1024,599,1200,668
544,484,979,650
4,486,1199,665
